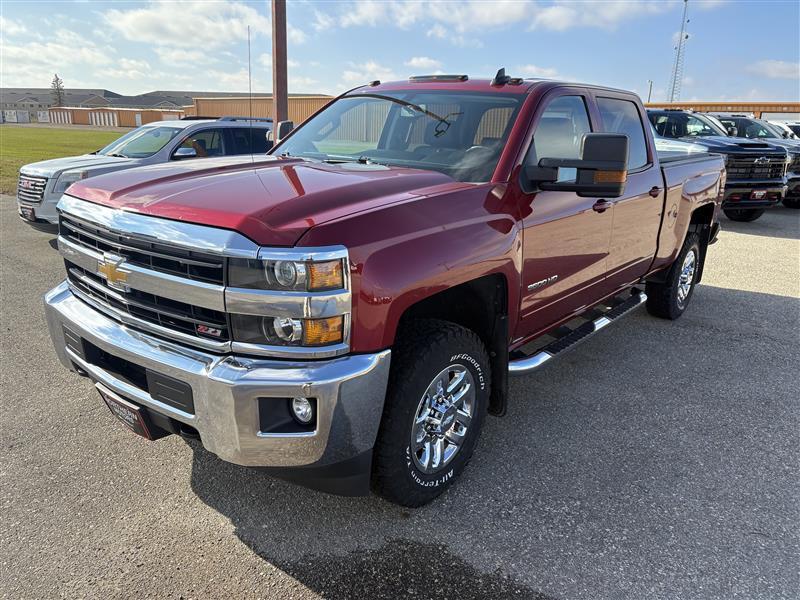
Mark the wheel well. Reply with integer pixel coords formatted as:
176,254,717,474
688,203,715,283
689,202,715,231
398,274,509,416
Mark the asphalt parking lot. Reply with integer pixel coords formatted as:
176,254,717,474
1,196,798,600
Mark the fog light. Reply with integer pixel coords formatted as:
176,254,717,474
291,397,314,424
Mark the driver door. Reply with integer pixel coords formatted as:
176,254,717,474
515,92,615,340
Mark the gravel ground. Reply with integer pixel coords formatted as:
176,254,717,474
1,196,798,600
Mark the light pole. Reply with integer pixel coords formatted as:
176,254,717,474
647,80,653,103
271,0,288,124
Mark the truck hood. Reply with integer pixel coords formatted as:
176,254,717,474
683,136,788,155
20,154,141,177
67,155,455,246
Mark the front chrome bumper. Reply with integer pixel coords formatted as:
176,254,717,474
44,281,391,468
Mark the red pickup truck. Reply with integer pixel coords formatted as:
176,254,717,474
45,73,725,506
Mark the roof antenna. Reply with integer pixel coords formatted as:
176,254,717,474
491,67,511,86
247,25,254,165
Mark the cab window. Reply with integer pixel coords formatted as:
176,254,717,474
527,95,592,182
598,97,648,169
175,129,225,158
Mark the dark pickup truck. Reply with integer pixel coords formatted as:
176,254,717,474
45,73,725,506
711,115,800,209
648,109,789,221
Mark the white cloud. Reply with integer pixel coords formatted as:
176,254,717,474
98,58,152,80
312,10,335,32
154,47,210,66
746,60,800,80
103,1,271,49
517,64,560,78
307,0,685,41
288,25,307,44
289,75,319,92
0,16,28,36
0,28,112,85
405,56,442,70
341,61,397,86
532,1,671,31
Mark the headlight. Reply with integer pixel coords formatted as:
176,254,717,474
53,170,88,194
228,248,350,350
229,257,345,292
231,314,345,346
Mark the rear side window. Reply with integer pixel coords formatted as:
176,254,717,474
598,98,648,169
229,128,273,154
527,95,592,182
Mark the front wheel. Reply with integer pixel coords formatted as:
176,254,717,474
371,319,490,507
724,208,765,222
646,232,701,320
782,197,800,209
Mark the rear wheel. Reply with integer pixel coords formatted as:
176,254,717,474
371,319,490,507
782,197,800,209
646,232,701,320
724,208,765,222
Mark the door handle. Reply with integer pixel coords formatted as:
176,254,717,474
592,199,611,213
648,186,662,198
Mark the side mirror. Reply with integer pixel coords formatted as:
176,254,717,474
525,133,629,198
173,147,197,160
727,126,738,137
275,120,294,143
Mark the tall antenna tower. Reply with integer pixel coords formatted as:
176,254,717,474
668,0,690,102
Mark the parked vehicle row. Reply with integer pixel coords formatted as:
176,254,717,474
30,72,729,506
648,109,800,218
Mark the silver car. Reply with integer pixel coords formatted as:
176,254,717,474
17,117,272,225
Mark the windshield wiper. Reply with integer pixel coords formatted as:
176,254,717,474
320,154,386,166
108,153,127,158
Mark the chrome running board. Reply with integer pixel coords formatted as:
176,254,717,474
509,289,647,376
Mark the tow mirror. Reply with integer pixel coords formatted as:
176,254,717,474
525,133,629,198
727,126,738,137
275,120,294,143
173,147,197,160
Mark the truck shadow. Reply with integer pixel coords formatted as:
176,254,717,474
186,284,798,600
721,206,800,240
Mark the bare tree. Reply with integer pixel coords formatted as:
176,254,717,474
51,74,65,106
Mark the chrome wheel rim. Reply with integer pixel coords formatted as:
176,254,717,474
677,249,696,308
410,364,475,475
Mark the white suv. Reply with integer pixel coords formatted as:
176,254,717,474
17,117,272,225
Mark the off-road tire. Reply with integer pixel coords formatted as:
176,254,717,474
782,197,800,209
724,208,765,222
371,319,490,507
646,232,701,320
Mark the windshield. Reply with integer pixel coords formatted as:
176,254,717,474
719,117,778,139
98,125,184,158
273,91,524,182
649,112,726,138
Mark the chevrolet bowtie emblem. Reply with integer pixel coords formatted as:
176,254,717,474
98,252,130,292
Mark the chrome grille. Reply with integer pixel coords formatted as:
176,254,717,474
17,173,47,203
66,262,230,342
59,213,224,285
790,154,800,172
726,156,787,180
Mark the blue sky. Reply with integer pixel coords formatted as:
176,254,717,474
1,0,798,101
